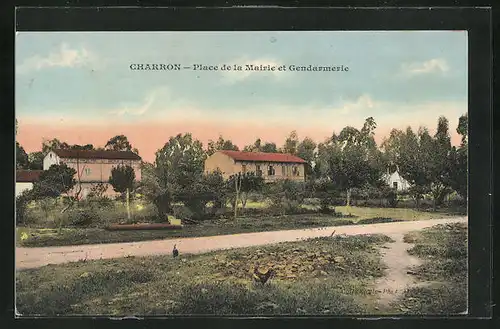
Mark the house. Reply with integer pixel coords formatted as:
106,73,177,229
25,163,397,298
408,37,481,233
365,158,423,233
204,150,307,182
16,170,43,197
384,170,410,191
43,149,142,198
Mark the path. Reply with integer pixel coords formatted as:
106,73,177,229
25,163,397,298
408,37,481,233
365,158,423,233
374,233,424,312
16,217,467,270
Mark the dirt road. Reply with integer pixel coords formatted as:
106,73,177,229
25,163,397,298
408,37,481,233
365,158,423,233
16,217,467,270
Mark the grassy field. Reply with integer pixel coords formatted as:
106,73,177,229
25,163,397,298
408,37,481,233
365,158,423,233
16,233,393,315
16,206,456,248
394,222,467,315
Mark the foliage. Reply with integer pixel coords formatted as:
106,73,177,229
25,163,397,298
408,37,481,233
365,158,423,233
243,139,278,153
297,136,317,178
202,170,228,211
316,117,386,204
28,151,44,170
105,134,133,151
207,135,239,156
227,172,265,210
448,114,468,200
266,179,306,215
42,138,71,154
282,130,300,155
16,189,34,225
312,178,341,213
109,165,136,194
136,162,174,220
16,142,29,169
32,164,77,198
66,207,100,227
87,182,108,199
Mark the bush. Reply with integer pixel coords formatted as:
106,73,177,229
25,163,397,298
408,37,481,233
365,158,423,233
172,205,195,221
265,180,306,215
66,207,100,227
16,190,34,225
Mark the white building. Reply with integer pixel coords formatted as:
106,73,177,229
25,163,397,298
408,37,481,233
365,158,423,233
15,170,43,197
384,171,410,191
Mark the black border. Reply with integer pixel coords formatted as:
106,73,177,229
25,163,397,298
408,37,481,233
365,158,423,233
3,4,494,329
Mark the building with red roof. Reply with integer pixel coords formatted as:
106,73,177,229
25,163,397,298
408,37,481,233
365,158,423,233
205,150,307,182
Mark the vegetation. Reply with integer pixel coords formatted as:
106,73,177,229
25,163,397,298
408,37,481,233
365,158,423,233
17,203,456,247
395,223,467,314
16,233,392,315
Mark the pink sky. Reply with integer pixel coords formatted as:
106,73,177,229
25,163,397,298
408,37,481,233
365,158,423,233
17,121,462,163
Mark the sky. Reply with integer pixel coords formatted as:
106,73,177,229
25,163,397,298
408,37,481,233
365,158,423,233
15,31,468,163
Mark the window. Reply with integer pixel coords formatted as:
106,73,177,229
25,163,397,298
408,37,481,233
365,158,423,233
268,165,275,176
393,182,398,189
292,166,299,176
242,164,247,173
84,168,91,176
49,153,52,158
282,165,286,176
256,165,262,176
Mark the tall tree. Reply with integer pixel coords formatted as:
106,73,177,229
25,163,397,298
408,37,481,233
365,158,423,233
317,117,386,206
16,142,29,169
28,151,44,170
243,138,262,152
70,144,94,150
109,165,136,220
448,114,468,200
207,135,239,156
297,136,317,178
105,135,133,151
282,130,299,155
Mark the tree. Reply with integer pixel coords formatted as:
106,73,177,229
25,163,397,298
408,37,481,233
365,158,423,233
202,169,228,211
109,165,136,194
28,151,44,170
154,133,207,219
70,144,94,150
226,172,265,219
105,135,133,151
207,135,239,156
42,138,70,154
261,142,278,153
382,127,433,208
448,114,468,200
109,165,136,221
32,163,76,198
136,162,174,220
317,118,386,207
16,142,29,169
282,130,299,155
297,137,317,179
428,116,453,209
243,138,262,152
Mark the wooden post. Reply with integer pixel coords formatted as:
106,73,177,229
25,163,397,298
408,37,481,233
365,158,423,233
234,174,242,221
126,188,131,221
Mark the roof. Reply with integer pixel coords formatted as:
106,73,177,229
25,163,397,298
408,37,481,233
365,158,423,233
16,170,43,183
219,150,307,164
52,149,141,160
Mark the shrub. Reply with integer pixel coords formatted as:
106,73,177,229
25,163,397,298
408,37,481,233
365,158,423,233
265,180,306,215
66,207,100,227
16,190,34,225
172,205,195,222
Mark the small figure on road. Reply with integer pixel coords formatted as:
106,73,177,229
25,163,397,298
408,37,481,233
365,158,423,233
172,244,179,258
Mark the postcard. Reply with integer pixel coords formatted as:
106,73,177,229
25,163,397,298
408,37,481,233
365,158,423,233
15,30,468,316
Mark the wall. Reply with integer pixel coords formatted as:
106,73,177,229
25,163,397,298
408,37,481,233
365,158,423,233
385,171,410,191
16,182,33,197
61,159,142,183
43,151,60,170
204,152,306,182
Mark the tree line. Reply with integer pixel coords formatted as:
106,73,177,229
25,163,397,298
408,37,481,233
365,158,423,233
15,114,468,223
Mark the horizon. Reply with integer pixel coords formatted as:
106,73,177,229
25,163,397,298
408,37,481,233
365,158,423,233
16,31,467,163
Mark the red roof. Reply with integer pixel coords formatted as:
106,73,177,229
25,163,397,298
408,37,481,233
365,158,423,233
16,170,43,183
53,149,141,160
219,150,307,164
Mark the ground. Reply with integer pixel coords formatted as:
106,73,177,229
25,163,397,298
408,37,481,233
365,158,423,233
16,219,467,316
17,205,460,248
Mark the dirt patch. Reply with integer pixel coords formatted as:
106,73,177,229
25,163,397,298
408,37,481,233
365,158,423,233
374,233,423,312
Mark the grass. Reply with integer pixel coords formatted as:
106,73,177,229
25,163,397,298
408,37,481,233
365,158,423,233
17,205,461,248
16,233,393,315
393,222,467,315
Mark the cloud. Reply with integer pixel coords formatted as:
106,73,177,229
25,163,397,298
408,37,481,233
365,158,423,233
109,91,157,116
333,95,376,115
16,43,98,74
400,58,449,77
219,58,285,84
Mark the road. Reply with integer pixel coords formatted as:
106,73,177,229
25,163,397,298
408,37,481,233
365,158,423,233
16,217,467,270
